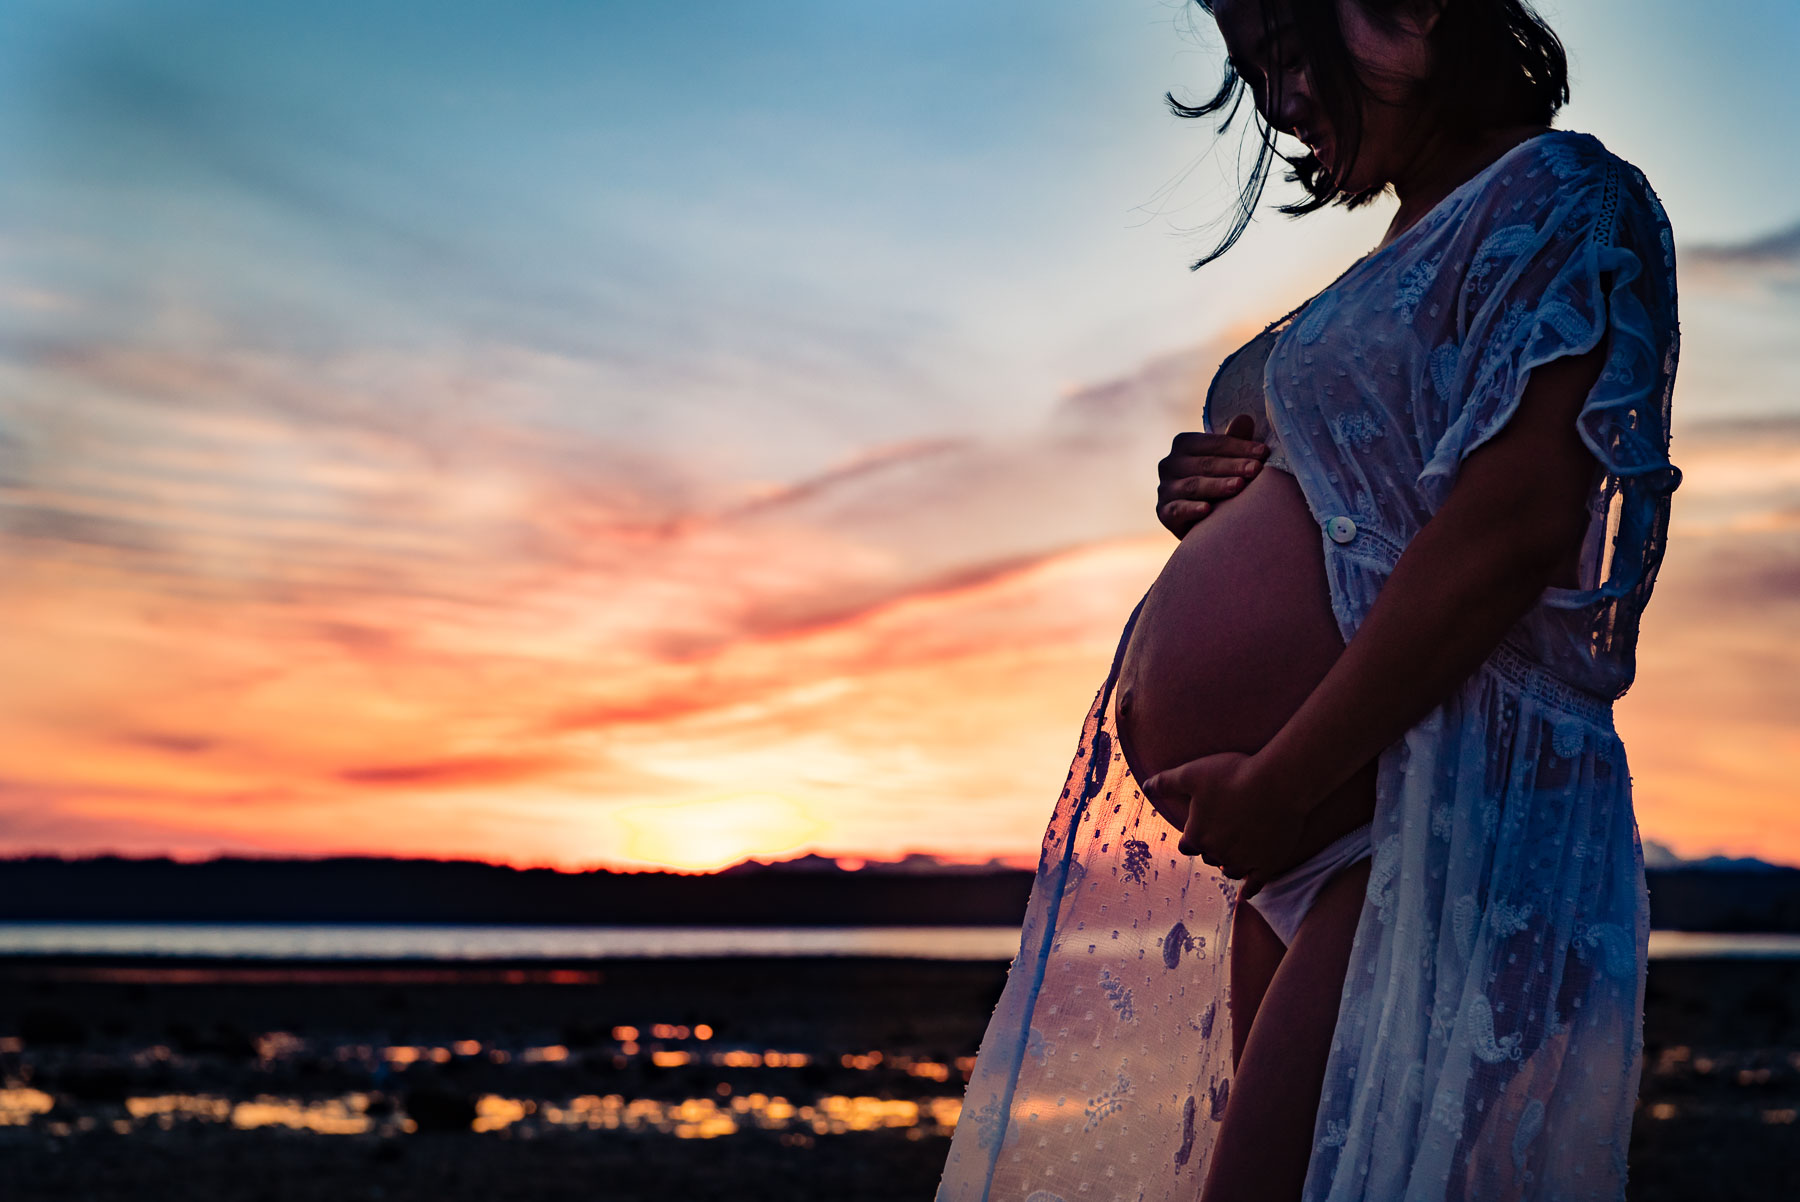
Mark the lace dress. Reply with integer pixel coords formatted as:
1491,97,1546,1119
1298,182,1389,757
935,129,1681,1202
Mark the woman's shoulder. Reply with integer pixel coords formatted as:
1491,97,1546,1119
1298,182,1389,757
1459,130,1610,211
1520,128,1610,176
1444,129,1672,268
1479,130,1667,227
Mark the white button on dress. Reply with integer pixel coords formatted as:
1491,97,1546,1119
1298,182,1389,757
1327,515,1358,544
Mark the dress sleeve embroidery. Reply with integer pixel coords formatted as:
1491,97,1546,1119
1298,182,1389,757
1417,148,1681,618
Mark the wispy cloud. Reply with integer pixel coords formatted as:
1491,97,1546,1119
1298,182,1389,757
1685,220,1800,271
0,294,1225,865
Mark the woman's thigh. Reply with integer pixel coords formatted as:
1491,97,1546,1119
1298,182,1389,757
1228,896,1286,1068
1201,858,1371,1202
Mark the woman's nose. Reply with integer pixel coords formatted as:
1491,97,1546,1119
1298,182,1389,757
1272,88,1310,139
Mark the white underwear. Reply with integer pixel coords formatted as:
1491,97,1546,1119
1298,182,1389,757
1244,822,1374,946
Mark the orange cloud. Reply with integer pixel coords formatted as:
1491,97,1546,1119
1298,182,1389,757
337,754,579,788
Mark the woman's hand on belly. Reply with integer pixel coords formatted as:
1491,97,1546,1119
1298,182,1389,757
1156,413,1270,538
1143,750,1304,885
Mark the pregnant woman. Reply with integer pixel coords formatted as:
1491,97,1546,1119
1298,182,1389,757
937,2,1681,1200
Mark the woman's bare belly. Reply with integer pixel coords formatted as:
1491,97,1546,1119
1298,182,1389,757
1116,466,1377,878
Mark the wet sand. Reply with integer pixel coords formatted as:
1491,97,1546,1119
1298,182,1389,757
1,954,1794,1200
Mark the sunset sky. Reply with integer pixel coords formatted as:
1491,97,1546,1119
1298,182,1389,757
2,0,1797,872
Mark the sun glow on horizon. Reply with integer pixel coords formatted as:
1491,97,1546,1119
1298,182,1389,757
612,793,830,873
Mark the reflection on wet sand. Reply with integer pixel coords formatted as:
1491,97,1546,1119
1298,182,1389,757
3,1024,974,1142
46,1088,962,1142
0,1086,55,1124
4,955,1792,1201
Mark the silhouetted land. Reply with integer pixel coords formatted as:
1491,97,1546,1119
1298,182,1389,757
0,953,1795,1200
0,855,1035,926
4,855,1799,930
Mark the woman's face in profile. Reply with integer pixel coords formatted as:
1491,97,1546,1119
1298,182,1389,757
1209,0,1437,194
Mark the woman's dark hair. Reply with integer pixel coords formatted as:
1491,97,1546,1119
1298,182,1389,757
1170,0,1569,270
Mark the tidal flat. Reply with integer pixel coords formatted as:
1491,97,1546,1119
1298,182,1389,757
1,955,1794,1200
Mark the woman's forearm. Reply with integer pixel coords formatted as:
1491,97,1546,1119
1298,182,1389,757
1253,345,1608,823
1253,502,1566,819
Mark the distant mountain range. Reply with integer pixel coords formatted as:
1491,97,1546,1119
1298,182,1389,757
754,843,1799,877
718,852,1034,875
0,848,1795,931
1640,840,1791,874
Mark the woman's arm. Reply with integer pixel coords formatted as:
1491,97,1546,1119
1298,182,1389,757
1145,342,1608,876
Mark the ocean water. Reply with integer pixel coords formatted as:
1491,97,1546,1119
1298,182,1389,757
1,923,1798,960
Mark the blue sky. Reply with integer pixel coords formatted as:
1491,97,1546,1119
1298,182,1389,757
2,1,1798,867
5,0,1795,449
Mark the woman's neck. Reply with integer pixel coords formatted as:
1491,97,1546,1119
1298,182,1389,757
1378,123,1553,248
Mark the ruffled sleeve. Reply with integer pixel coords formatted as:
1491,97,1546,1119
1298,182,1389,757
1417,140,1683,608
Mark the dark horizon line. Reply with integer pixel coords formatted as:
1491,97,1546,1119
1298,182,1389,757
0,849,1033,877
3,845,1795,873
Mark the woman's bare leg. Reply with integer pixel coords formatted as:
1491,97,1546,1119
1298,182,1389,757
1228,895,1286,1068
1200,858,1371,1202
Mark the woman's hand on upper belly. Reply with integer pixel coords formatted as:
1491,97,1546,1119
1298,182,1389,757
1156,414,1270,538
1143,749,1303,886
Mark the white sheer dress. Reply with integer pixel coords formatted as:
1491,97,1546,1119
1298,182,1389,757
935,129,1681,1202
